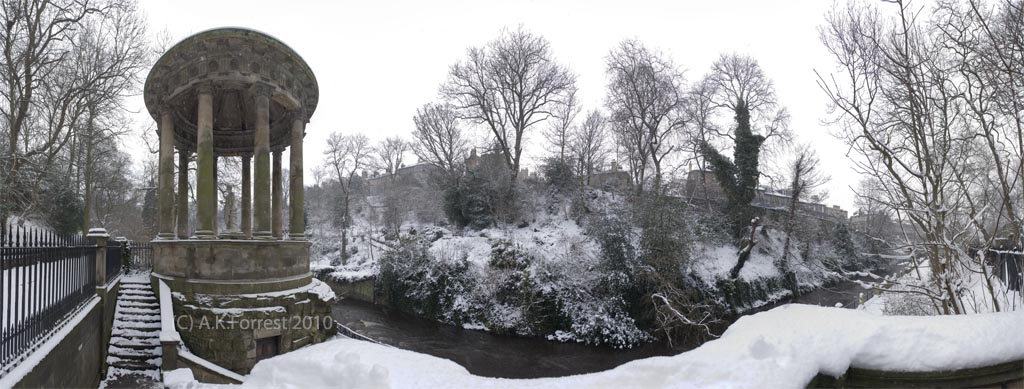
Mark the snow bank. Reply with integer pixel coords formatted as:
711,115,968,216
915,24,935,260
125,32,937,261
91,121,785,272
170,304,1024,389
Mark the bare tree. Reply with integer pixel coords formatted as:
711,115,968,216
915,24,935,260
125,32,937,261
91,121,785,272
544,85,580,163
442,26,576,184
76,3,149,230
707,53,791,182
684,75,722,201
571,110,609,185
818,0,1023,314
605,39,686,193
0,0,147,234
411,102,469,175
779,145,829,275
323,132,372,265
375,136,409,175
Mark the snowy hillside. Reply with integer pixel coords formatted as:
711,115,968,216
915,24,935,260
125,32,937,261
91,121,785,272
308,188,869,347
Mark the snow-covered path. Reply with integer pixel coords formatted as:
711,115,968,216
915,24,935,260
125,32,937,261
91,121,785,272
99,273,162,389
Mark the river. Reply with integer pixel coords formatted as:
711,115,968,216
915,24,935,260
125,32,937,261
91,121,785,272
330,256,912,378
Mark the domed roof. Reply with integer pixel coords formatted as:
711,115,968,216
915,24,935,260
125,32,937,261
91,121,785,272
143,28,318,155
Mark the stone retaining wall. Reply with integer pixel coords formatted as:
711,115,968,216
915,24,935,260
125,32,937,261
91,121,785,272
11,300,103,389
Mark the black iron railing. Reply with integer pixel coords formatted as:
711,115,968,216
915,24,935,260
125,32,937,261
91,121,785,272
990,248,1023,292
128,240,153,271
1,225,96,372
105,239,123,283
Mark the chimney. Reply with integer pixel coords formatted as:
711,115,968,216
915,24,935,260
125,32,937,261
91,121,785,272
610,160,619,172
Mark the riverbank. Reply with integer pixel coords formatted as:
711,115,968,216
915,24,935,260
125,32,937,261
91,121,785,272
327,255,910,379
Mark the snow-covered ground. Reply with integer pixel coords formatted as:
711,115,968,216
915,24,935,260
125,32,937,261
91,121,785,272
164,303,1024,389
862,255,1022,315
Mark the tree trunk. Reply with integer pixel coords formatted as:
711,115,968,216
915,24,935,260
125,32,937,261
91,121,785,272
82,107,97,233
729,217,761,279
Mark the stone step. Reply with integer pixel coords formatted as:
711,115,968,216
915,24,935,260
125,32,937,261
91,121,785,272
118,300,159,308
120,295,157,303
110,340,160,350
119,289,156,297
101,367,162,388
119,283,151,290
117,307,159,315
118,320,161,330
110,336,160,347
107,359,160,371
114,313,159,321
108,354,161,365
109,345,161,358
112,327,159,338
116,304,159,312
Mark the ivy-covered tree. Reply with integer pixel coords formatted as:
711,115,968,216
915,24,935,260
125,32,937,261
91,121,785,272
700,100,767,280
700,100,765,238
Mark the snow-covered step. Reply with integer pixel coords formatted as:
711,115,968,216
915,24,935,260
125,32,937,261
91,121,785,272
100,366,161,389
120,294,158,303
116,306,159,315
118,320,161,330
119,289,156,297
107,357,161,371
117,300,159,308
112,327,159,337
110,336,160,348
109,345,160,358
115,314,160,323
101,272,163,388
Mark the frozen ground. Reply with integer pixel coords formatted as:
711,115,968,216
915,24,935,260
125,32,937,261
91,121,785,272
164,303,1024,389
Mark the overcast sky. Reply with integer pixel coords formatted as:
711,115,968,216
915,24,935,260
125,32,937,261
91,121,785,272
131,0,861,211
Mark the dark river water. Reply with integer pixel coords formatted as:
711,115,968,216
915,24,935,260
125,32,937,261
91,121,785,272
330,257,912,378
331,299,680,378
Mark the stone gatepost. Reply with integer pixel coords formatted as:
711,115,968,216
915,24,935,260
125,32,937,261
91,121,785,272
87,228,115,374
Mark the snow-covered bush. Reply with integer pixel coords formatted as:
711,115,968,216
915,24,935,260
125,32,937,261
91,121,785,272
443,172,501,229
378,237,477,322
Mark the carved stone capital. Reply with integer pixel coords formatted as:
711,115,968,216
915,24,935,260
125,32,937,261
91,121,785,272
195,82,215,96
251,82,273,98
291,107,309,123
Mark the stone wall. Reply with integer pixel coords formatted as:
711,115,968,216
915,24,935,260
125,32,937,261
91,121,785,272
321,276,377,305
172,284,336,374
153,239,311,287
98,280,120,377
12,300,103,389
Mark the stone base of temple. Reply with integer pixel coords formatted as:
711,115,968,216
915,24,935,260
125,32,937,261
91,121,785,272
166,279,336,374
152,239,311,294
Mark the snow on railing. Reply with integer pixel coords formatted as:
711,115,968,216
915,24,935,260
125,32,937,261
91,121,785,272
158,281,181,345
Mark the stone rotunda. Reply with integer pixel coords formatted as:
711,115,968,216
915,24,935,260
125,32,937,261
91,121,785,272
145,28,334,374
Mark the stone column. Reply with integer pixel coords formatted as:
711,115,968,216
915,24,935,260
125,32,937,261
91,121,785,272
176,148,190,239
272,151,283,238
213,155,219,237
195,84,216,239
252,83,272,239
157,108,175,239
241,154,252,238
288,111,306,239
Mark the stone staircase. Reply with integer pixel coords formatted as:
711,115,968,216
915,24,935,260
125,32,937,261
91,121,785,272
100,278,162,388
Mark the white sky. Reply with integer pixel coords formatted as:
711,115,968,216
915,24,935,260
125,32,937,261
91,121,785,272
131,0,860,211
